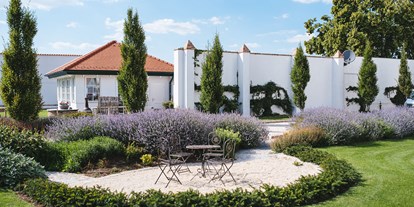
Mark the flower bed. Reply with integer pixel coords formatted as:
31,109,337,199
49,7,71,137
45,109,268,154
273,107,414,152
20,146,361,207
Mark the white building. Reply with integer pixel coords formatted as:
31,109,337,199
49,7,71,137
174,41,414,116
0,53,80,106
45,41,173,110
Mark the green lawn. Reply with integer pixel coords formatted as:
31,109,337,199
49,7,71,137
312,138,414,207
38,110,48,118
0,189,32,207
258,115,291,122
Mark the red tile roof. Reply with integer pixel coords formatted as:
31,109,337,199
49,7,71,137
46,40,173,76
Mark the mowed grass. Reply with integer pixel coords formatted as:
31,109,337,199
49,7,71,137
312,138,414,207
0,189,32,207
0,110,48,118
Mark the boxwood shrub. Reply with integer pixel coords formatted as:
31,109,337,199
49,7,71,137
0,147,46,188
20,146,361,206
45,109,268,153
50,136,126,172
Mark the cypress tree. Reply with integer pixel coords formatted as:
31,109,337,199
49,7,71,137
118,8,147,112
0,0,42,121
290,44,310,110
200,34,224,113
398,44,412,98
358,41,379,112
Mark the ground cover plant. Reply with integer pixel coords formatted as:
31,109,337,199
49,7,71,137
19,146,360,207
0,147,46,188
45,109,268,154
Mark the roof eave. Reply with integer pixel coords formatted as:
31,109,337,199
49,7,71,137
46,70,173,79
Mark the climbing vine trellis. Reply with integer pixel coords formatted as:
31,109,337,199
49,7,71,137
250,81,293,116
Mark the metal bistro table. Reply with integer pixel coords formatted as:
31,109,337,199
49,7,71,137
186,145,220,178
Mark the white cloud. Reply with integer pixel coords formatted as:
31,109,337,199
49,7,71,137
22,0,85,11
292,0,331,4
0,20,6,25
66,21,78,28
210,16,225,25
143,19,200,35
245,43,260,48
49,42,100,50
274,13,289,20
104,18,124,41
256,30,297,37
287,33,314,43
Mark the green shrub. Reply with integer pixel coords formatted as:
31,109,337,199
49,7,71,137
52,136,125,172
162,101,174,109
215,128,241,144
0,125,47,159
0,117,57,132
21,146,361,206
21,179,129,206
0,147,46,188
271,126,327,152
140,154,153,166
63,112,93,118
125,142,143,163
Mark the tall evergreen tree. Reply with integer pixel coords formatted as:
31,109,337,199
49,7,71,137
290,44,310,110
118,8,147,112
358,41,379,112
1,0,42,121
200,34,224,113
398,44,412,98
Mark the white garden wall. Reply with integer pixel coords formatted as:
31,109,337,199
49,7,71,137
0,54,80,106
174,41,413,115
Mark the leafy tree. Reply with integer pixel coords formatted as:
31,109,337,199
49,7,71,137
357,41,379,112
290,44,310,110
118,8,147,112
398,44,412,98
0,0,42,121
200,34,224,113
305,0,414,58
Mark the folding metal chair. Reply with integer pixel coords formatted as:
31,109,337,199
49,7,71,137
154,136,192,187
205,138,237,185
168,135,193,174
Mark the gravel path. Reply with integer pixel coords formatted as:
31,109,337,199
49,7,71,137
48,147,321,194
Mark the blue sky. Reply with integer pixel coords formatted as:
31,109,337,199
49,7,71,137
0,0,332,63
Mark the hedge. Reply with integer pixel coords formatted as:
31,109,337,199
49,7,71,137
20,146,361,207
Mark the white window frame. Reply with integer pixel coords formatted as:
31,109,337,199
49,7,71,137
85,77,100,101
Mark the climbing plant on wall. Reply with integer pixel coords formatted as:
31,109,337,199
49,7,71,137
384,86,406,106
195,84,240,113
250,81,293,116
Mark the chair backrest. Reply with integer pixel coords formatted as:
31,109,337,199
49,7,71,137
222,138,236,160
208,131,224,153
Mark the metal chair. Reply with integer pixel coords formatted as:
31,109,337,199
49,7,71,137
154,136,192,187
168,134,193,174
203,132,224,159
205,138,237,185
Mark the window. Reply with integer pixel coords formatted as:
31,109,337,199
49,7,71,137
86,78,100,101
58,78,74,103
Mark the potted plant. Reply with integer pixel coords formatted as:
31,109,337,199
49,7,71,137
59,101,69,110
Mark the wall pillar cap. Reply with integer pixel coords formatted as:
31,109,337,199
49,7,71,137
184,40,196,50
239,44,251,53
333,50,343,58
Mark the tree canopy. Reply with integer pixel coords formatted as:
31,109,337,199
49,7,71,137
1,0,42,121
305,0,414,58
118,8,148,112
290,45,310,110
200,34,224,113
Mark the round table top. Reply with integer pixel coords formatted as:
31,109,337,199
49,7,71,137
186,145,220,150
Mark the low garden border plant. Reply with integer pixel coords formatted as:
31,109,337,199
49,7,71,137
273,107,413,151
19,146,361,207
45,109,268,154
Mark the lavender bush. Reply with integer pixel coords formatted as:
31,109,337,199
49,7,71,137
45,109,268,154
295,107,414,145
